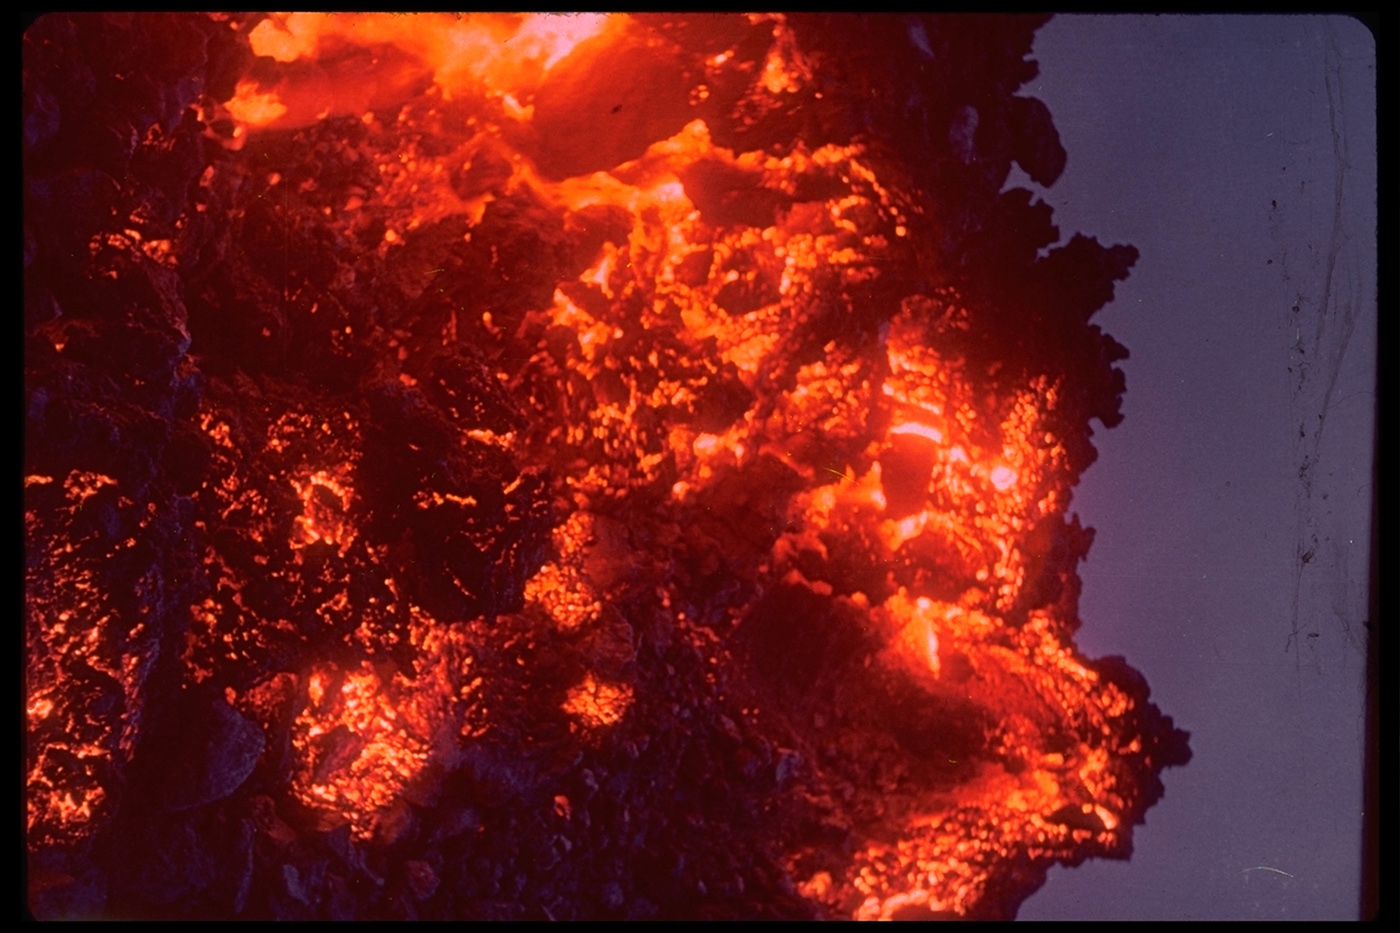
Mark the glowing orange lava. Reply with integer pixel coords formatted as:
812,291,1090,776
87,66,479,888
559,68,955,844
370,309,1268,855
25,12,1183,921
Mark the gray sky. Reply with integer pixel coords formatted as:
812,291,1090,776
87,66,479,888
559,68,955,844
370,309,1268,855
1009,15,1376,921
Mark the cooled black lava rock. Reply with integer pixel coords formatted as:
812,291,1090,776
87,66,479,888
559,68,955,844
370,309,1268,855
161,701,267,813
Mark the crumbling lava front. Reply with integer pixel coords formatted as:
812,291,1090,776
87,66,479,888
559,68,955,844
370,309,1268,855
25,13,1189,920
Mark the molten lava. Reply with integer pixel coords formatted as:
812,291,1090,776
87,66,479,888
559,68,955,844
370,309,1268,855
25,12,1188,920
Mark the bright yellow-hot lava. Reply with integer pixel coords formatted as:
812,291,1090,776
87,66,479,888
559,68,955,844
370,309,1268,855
225,82,287,126
892,593,942,676
232,13,618,130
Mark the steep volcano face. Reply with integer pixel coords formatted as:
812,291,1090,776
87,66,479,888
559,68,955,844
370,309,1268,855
25,13,1189,921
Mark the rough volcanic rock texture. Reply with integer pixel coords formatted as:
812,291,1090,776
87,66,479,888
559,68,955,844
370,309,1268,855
25,13,1188,920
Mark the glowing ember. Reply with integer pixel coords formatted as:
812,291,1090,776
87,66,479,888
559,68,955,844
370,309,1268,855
289,468,355,555
290,662,431,836
563,673,634,729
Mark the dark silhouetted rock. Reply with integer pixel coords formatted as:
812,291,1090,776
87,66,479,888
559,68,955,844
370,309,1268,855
162,701,266,812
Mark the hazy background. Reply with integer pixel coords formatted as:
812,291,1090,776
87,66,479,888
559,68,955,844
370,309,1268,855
1008,15,1376,920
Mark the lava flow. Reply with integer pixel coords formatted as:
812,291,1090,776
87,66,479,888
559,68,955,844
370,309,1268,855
25,13,1189,920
